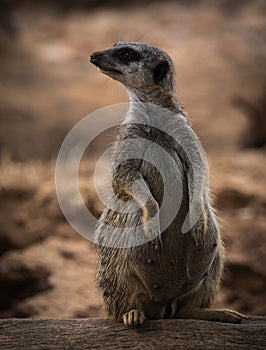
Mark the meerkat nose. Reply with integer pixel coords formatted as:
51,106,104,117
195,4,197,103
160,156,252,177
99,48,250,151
90,53,96,63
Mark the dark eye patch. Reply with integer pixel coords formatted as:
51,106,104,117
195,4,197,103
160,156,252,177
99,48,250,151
116,48,141,64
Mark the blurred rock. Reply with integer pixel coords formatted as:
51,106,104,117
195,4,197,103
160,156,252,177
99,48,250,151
221,263,266,315
0,186,53,254
0,251,51,316
233,86,266,149
0,236,102,318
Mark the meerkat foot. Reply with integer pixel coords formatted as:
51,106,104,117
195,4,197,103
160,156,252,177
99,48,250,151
122,309,146,326
179,308,246,323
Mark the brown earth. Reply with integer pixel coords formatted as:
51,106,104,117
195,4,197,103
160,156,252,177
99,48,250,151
0,0,265,318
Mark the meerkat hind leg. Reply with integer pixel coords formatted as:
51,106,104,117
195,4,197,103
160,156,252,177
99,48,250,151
122,309,146,326
178,307,246,323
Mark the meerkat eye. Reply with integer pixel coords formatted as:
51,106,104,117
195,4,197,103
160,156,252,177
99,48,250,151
123,51,133,61
117,48,139,63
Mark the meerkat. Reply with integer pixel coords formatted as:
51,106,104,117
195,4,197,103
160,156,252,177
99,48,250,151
90,41,245,326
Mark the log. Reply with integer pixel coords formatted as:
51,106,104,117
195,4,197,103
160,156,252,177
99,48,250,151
0,317,265,349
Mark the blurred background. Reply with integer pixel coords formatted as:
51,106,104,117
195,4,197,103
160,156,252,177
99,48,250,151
0,0,265,318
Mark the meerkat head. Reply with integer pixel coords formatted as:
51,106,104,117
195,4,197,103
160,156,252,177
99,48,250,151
90,42,175,94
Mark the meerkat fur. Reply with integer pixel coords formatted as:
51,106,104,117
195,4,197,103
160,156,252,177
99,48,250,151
90,42,245,325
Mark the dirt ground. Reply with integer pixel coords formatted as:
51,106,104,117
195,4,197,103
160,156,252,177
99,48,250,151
0,0,265,318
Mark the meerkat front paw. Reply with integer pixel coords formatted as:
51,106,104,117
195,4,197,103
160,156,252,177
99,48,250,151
190,216,207,248
141,200,160,241
122,309,146,326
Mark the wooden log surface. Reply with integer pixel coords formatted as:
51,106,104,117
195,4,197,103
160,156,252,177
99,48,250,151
0,317,265,350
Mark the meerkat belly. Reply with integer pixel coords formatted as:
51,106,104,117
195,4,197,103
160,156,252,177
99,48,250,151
131,225,219,304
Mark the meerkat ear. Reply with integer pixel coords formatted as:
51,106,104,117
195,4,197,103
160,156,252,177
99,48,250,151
153,61,169,84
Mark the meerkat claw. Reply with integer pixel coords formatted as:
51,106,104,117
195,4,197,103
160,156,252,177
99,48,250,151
122,309,146,326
